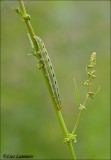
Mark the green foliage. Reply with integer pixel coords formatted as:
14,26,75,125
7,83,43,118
86,52,96,80
83,80,91,86
84,52,99,100
12,8,22,17
88,86,100,99
88,92,95,99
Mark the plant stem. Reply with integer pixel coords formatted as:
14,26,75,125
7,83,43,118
72,110,82,135
18,0,26,15
68,142,76,159
72,80,90,135
17,0,76,159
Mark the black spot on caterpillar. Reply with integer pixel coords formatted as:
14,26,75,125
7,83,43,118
34,36,62,110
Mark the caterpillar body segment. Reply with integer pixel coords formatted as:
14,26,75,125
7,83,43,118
34,36,62,110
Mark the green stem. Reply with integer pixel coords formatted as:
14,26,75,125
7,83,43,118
72,83,90,135
72,110,82,135
25,21,39,51
18,0,26,15
17,0,76,159
68,142,76,159
42,68,68,136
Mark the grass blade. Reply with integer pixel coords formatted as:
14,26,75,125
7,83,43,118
74,78,80,106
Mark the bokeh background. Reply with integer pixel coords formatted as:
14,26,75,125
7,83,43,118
1,1,110,159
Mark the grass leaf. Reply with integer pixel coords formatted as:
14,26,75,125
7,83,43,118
74,78,80,106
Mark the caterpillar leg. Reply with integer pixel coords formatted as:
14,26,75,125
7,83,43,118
36,61,43,69
27,50,36,56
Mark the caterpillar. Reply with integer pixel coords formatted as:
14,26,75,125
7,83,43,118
34,36,62,110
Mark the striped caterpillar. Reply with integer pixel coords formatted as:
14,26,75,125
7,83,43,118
34,36,62,110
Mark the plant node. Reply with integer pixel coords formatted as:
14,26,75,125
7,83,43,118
64,133,77,144
22,14,31,21
79,104,86,111
88,92,95,99
12,8,31,21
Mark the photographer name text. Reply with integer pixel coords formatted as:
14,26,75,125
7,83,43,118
3,154,33,159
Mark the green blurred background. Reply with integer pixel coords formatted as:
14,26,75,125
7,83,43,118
1,1,110,159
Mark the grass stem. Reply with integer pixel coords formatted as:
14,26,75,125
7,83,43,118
17,0,76,159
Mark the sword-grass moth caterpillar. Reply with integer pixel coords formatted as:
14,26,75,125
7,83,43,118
34,36,62,110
